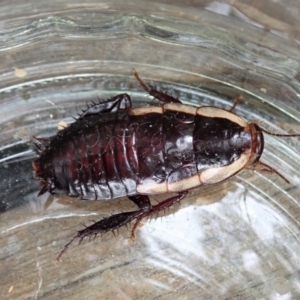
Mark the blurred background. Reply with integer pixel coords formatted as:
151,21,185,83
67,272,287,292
1,1,300,299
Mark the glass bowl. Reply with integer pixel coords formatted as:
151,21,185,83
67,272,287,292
1,1,300,299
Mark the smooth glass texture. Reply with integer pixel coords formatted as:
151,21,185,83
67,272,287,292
1,1,300,299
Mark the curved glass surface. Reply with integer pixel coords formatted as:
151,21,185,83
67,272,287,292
1,1,300,299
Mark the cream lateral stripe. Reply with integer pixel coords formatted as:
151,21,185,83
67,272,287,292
129,106,163,116
163,103,197,115
137,182,168,194
200,153,250,184
136,175,202,194
168,174,201,192
197,106,247,127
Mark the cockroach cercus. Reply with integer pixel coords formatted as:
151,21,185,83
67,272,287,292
32,69,300,261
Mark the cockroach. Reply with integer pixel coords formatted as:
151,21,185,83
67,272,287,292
32,69,300,261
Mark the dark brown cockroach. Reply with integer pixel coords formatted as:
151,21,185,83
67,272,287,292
32,69,300,261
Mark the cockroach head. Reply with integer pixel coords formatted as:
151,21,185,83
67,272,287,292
247,122,300,183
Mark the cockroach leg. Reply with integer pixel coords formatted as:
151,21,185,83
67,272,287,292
56,210,143,261
130,215,145,241
131,69,151,93
130,192,188,240
128,194,152,211
229,95,243,112
131,68,181,104
250,161,290,184
31,136,51,153
248,125,300,183
56,235,79,262
56,195,150,261
56,192,187,261
79,93,132,119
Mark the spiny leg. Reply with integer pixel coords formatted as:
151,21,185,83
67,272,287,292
229,95,243,112
31,136,53,153
128,195,152,211
56,195,152,261
246,125,300,184
130,191,188,240
79,93,132,119
56,192,188,261
247,161,290,184
131,68,182,104
132,69,245,108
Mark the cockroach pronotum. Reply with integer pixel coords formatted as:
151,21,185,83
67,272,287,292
32,69,300,261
